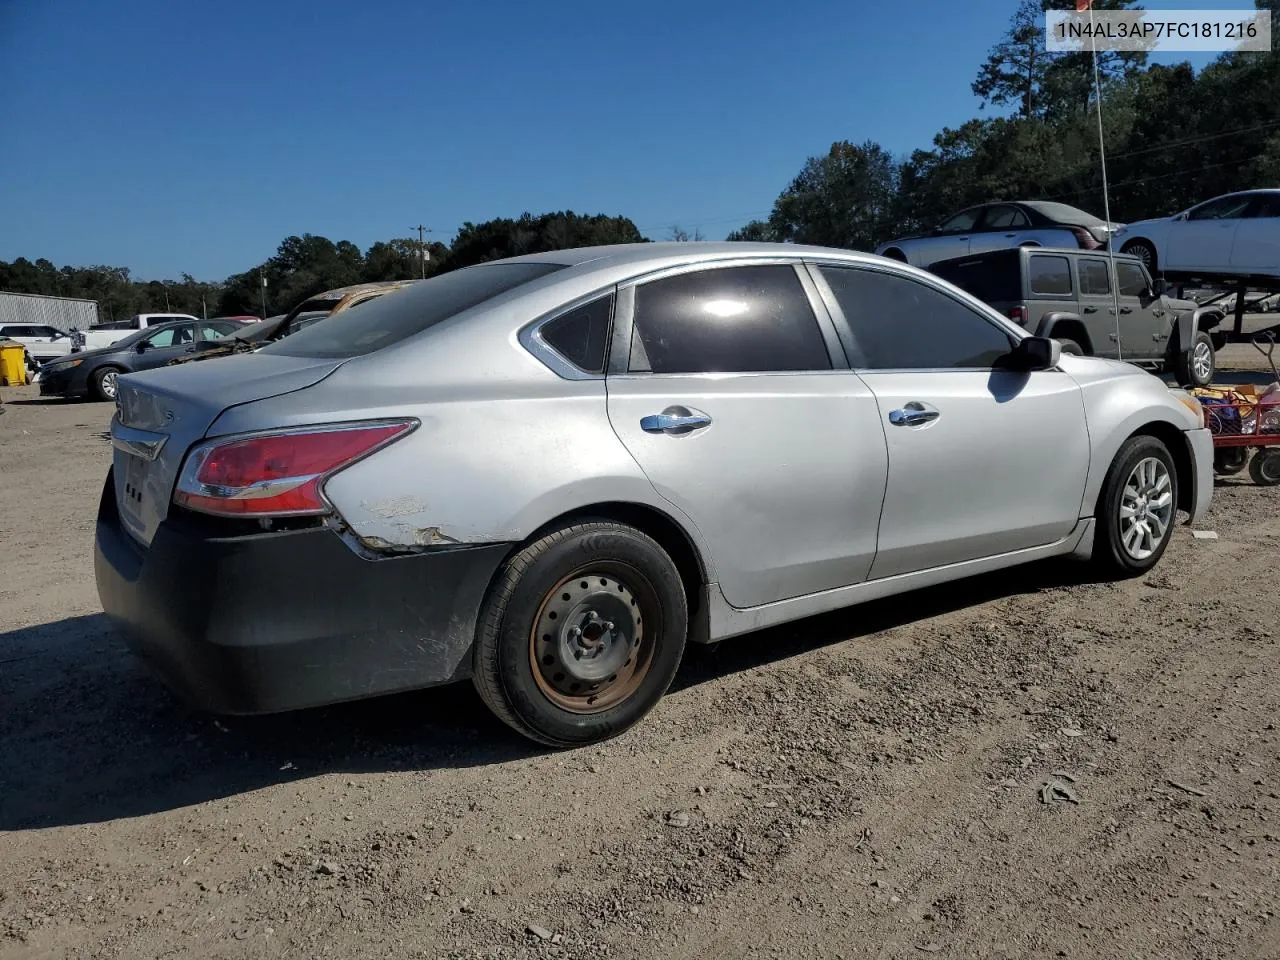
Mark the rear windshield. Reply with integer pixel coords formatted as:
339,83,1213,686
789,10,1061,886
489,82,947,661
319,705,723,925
260,262,568,359
929,252,1021,304
1022,202,1102,226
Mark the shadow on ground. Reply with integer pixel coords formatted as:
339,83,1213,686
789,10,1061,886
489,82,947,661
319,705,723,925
0,559,1091,832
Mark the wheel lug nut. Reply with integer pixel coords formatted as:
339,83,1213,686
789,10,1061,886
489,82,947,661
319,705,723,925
568,626,581,638
604,621,615,632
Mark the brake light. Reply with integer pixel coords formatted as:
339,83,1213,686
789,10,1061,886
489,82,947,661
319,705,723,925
1008,305,1028,326
1071,226,1101,250
174,420,416,517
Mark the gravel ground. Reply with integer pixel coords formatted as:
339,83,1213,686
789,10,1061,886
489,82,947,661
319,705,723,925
2,342,1280,959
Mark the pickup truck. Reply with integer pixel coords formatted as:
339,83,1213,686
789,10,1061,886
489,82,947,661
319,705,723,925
80,313,199,351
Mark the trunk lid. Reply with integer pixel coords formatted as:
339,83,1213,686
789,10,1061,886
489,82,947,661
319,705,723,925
109,353,345,545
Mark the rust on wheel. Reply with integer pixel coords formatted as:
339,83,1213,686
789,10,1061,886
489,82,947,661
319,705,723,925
528,565,654,714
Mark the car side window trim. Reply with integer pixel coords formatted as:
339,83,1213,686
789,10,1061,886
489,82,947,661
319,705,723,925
806,259,1027,374
518,285,618,380
610,259,850,378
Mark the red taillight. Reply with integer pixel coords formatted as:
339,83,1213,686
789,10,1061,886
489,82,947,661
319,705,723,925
1071,226,1101,249
1008,305,1028,326
174,420,415,517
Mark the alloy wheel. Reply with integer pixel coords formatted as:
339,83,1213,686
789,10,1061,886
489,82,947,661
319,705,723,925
1119,457,1174,560
1192,340,1213,384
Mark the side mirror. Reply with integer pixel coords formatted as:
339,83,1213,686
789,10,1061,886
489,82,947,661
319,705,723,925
135,341,149,353
1003,336,1061,371
1151,278,1167,297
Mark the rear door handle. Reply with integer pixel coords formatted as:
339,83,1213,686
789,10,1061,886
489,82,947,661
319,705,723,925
1083,306,1098,314
1004,233,1017,238
640,407,712,434
1118,307,1133,314
888,402,940,427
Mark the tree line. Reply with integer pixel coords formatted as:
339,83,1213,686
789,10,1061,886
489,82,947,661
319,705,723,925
3,0,1275,320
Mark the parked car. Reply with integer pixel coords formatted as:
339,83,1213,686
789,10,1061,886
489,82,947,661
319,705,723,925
38,319,247,400
875,201,1121,268
96,242,1212,747
1112,189,1280,280
928,247,1225,386
176,282,420,363
81,313,200,351
0,322,76,363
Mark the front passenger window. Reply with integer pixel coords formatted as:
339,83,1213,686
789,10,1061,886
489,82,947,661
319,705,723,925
819,266,1014,370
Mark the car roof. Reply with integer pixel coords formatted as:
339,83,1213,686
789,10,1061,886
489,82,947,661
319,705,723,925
491,240,882,270
928,246,1145,269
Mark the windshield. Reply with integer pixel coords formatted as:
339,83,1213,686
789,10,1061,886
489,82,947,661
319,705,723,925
260,262,567,359
98,325,158,350
1023,202,1104,226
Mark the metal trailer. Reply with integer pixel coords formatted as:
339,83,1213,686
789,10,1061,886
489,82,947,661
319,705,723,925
0,291,101,332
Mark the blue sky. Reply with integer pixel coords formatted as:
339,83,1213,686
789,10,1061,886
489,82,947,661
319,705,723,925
0,0,1225,280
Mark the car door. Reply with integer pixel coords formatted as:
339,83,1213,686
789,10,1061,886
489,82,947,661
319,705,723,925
604,261,890,609
1166,194,1254,272
810,262,1090,580
1230,194,1280,275
132,323,197,370
913,208,983,266
968,204,1034,255
1075,256,1121,357
1113,261,1168,360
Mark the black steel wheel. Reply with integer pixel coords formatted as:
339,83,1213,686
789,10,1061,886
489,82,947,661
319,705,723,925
472,521,688,747
1214,447,1249,476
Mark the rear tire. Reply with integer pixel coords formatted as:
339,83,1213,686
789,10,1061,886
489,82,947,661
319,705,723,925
1248,450,1280,486
1055,337,1085,356
472,521,688,747
1092,435,1179,578
1122,239,1158,273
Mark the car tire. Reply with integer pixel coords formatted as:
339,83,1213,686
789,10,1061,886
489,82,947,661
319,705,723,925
1121,239,1158,273
1092,435,1179,578
90,366,123,402
1248,450,1280,486
1055,337,1085,356
1174,331,1216,387
472,521,688,748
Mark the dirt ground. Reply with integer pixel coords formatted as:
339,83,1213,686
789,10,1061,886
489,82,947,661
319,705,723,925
3,335,1280,960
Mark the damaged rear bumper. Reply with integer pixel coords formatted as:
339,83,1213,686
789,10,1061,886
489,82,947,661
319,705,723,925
93,472,511,714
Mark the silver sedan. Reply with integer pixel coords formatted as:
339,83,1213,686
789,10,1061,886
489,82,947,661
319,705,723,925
95,242,1213,746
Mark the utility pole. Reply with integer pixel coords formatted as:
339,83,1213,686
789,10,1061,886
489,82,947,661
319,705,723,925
413,224,431,279
260,271,269,321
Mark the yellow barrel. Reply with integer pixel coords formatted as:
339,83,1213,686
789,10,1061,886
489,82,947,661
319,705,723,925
0,340,27,386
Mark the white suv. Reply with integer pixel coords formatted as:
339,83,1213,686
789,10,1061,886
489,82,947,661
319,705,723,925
0,323,76,362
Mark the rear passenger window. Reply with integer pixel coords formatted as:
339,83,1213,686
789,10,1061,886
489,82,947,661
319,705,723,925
1117,263,1150,298
1029,255,1072,295
1079,259,1110,296
540,294,613,374
629,265,830,374
819,266,1014,370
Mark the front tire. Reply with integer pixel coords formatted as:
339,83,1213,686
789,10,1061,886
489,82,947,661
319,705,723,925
90,366,122,402
1092,435,1178,577
472,521,688,747
1174,330,1216,387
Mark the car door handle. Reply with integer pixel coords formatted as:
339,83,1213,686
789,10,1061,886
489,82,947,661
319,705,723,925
888,402,940,427
1083,306,1098,314
1118,307,1133,314
1109,333,1120,341
640,409,712,434
1004,233,1017,238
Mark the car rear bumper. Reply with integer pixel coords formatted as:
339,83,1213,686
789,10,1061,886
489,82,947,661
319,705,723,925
93,472,511,715
1187,426,1213,525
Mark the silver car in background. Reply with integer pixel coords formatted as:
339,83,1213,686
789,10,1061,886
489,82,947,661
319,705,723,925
876,201,1120,268
95,242,1212,747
